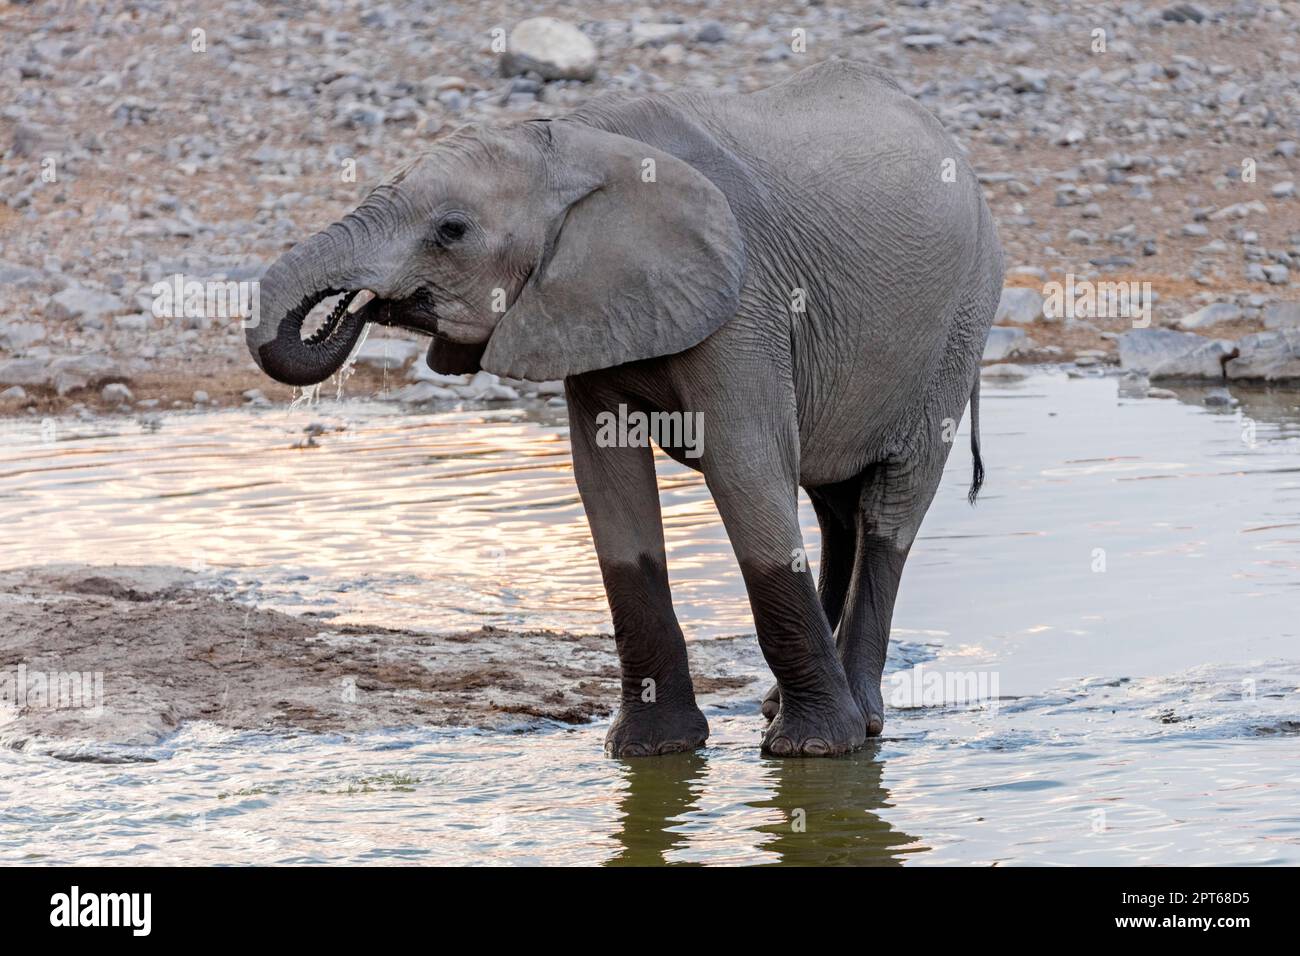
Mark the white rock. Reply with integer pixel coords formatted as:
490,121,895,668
0,385,27,403
0,358,50,387
458,370,519,401
48,355,120,395
501,18,598,82
1263,265,1290,285
101,382,133,403
1262,301,1300,329
1208,200,1268,221
0,321,46,350
393,382,458,403
980,363,1030,380
1226,330,1300,381
407,363,470,387
113,313,151,332
995,286,1045,324
45,286,126,324
1118,329,1236,380
983,326,1028,361
352,336,422,370
1177,302,1242,330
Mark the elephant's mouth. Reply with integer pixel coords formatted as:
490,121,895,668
369,285,441,337
341,285,486,375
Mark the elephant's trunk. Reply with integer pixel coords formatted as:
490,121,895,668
246,205,391,387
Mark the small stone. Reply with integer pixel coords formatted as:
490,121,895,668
1272,181,1296,199
101,382,133,403
192,390,210,404
631,23,688,47
901,34,948,50
1161,4,1206,23
696,21,727,44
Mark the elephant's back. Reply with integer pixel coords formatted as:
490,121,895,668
703,61,999,477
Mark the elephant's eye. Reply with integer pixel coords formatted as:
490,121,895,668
436,218,468,244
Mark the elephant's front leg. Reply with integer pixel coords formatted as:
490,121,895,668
566,384,708,757
705,440,866,757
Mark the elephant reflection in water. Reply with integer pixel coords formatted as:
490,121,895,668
605,748,924,866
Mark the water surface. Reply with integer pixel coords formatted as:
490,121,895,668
1,371,1297,864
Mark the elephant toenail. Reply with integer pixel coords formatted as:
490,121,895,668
616,742,649,757
866,715,884,737
803,737,830,756
768,736,793,756
656,740,686,755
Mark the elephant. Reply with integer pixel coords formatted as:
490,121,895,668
245,59,1004,758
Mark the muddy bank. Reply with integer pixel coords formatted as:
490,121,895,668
0,564,759,754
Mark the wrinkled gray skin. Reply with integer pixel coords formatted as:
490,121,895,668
247,61,1004,757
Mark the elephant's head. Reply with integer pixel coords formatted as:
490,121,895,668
246,120,746,386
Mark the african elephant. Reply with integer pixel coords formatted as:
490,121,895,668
245,60,1004,758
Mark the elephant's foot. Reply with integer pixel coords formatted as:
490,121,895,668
761,692,866,757
604,699,709,758
853,679,886,738
764,680,884,738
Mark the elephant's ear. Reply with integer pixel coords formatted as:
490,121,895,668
480,123,745,382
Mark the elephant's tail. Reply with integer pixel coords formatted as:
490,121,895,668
968,379,984,506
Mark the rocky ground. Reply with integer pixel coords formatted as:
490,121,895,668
2,0,1300,419
0,564,759,753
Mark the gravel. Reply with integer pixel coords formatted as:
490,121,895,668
2,1,1299,410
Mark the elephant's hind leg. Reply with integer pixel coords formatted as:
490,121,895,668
760,483,859,722
566,382,708,758
839,452,947,737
